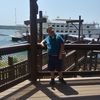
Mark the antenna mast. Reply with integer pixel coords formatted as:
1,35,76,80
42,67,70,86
15,8,17,25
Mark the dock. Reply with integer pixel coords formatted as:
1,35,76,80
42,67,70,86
0,1,100,100
0,77,100,100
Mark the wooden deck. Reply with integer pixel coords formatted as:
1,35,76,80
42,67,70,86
0,77,100,100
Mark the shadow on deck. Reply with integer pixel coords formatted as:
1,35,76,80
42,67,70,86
0,77,100,100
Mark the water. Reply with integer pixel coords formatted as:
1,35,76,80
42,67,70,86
0,29,18,46
0,29,27,68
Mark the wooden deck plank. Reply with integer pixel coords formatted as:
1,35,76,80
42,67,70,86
0,77,100,100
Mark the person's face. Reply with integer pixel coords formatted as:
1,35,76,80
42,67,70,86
47,28,54,36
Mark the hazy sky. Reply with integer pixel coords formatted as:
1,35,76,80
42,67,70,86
0,0,100,25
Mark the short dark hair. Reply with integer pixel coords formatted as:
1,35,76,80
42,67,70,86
47,27,53,32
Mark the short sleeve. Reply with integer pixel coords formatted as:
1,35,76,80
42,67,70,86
57,34,64,44
42,36,48,46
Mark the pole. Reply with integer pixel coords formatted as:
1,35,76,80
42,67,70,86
38,11,43,70
78,16,81,41
29,0,38,81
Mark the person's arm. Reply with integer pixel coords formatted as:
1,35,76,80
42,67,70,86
58,34,65,59
40,40,45,47
59,43,65,60
38,39,46,48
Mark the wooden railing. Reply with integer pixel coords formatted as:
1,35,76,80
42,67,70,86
38,43,100,78
0,44,30,92
0,43,100,92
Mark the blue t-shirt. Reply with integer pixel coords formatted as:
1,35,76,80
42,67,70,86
43,33,64,55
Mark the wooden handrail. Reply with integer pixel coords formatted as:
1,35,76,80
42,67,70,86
64,43,100,50
0,43,30,56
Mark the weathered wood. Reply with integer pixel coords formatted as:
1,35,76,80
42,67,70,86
66,19,84,23
66,16,83,41
38,11,43,71
78,16,82,41
24,18,47,25
0,61,29,92
64,44,100,50
38,71,100,78
8,56,13,65
0,79,100,99
29,0,38,81
38,11,43,42
0,44,30,56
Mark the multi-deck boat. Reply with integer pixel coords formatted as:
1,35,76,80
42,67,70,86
12,17,100,42
42,17,100,39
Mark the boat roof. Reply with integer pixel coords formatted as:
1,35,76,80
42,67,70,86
84,37,97,41
68,34,82,38
43,32,68,35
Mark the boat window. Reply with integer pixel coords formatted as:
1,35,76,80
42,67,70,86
61,30,64,32
52,24,55,27
88,31,91,33
65,31,68,33
65,25,68,27
57,25,59,27
87,26,90,28
61,25,64,27
56,30,59,32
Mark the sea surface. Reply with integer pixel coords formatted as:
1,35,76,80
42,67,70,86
0,29,24,47
0,29,27,67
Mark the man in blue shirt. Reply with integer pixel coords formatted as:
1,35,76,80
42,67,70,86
40,27,66,85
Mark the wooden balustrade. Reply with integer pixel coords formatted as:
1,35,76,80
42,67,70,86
0,44,30,92
0,43,100,92
0,43,30,56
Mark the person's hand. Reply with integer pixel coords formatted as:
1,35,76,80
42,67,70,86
59,51,66,60
37,42,44,47
59,54,63,60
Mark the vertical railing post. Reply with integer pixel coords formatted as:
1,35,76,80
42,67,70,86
8,56,15,79
38,11,43,71
83,50,88,70
29,0,38,82
74,51,78,77
8,56,13,66
39,11,43,42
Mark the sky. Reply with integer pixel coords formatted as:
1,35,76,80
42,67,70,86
0,0,100,25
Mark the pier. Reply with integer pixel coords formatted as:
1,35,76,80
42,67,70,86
0,0,100,99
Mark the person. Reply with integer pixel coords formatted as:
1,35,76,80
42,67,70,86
39,27,66,85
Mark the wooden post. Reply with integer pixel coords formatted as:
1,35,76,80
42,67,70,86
83,50,88,70
8,56,13,65
38,11,43,71
73,51,78,77
29,0,38,82
8,56,15,79
78,16,81,41
39,11,43,42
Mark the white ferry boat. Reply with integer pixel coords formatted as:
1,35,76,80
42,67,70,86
16,17,100,42
42,17,100,39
